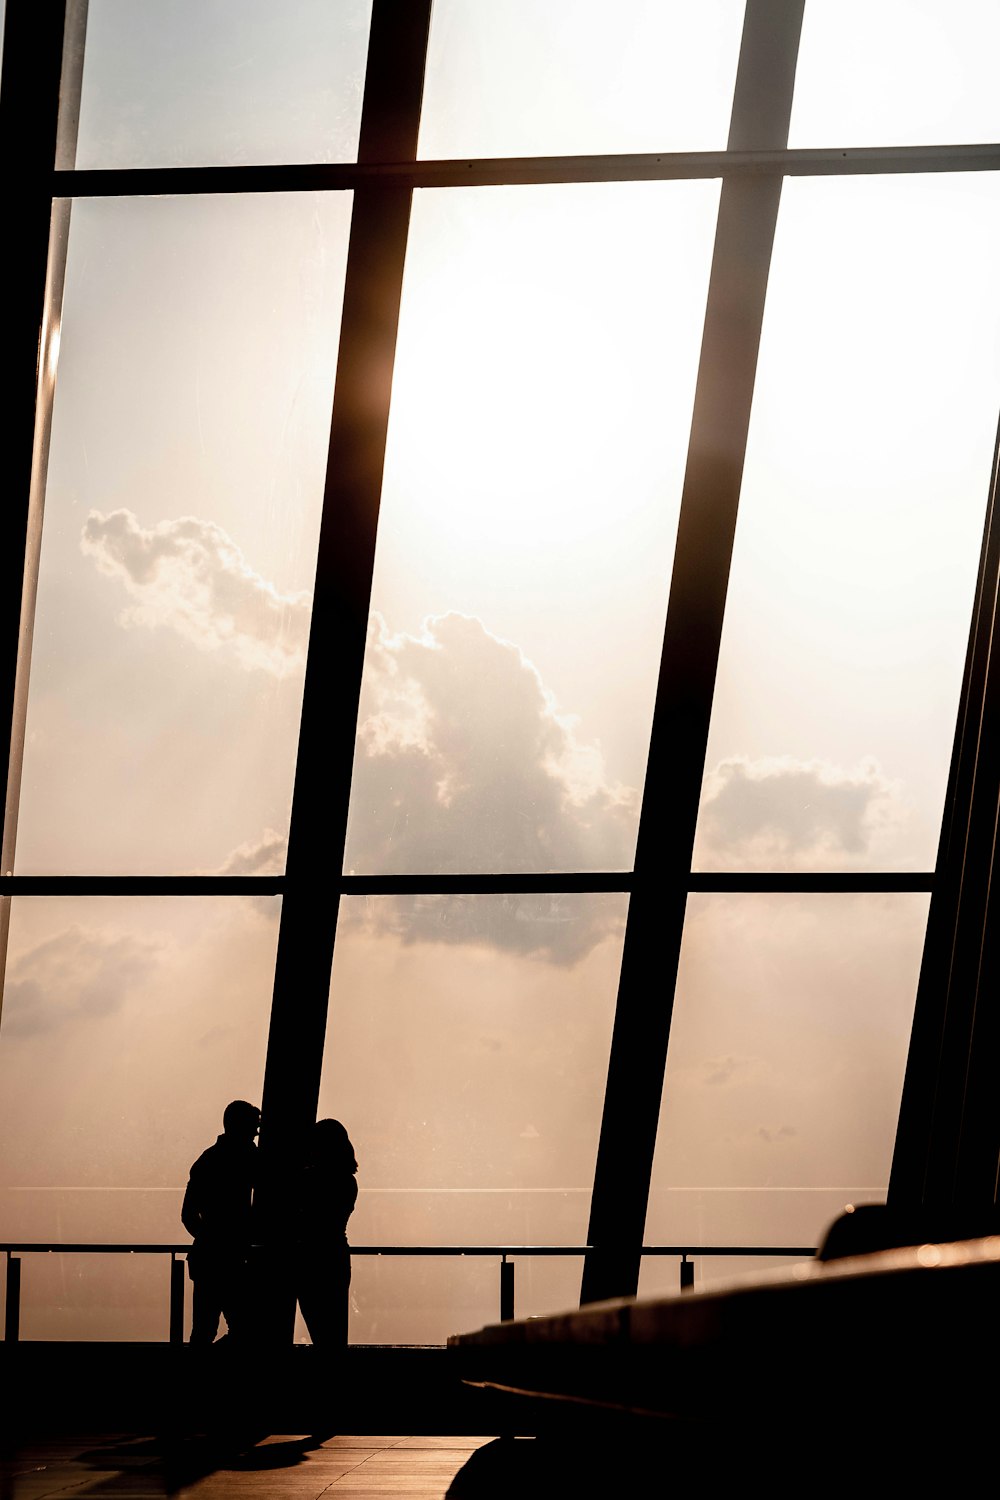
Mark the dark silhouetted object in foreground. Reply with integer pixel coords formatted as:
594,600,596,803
182,1100,260,1344
295,1118,358,1346
817,1199,1000,1261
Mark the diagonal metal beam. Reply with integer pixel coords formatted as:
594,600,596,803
0,2,67,810
889,410,1000,1218
581,0,806,1305
256,0,433,1185
0,1,71,1015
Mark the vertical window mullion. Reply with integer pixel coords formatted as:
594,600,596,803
257,3,434,1207
890,414,1000,1214
0,1,70,1001
581,0,806,1305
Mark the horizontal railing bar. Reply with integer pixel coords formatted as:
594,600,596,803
0,877,285,896
47,143,1000,198
2,1242,816,1257
353,1246,819,1257
692,875,933,893
0,873,934,896
4,1244,191,1254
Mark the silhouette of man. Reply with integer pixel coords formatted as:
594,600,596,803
182,1099,260,1345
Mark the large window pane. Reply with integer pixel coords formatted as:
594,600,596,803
640,892,928,1296
60,0,372,168
789,0,1000,148
315,893,627,1343
14,193,352,875
0,896,279,1339
343,181,721,875
694,174,1000,872
419,0,745,159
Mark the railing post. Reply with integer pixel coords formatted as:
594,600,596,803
680,1254,694,1292
500,1255,515,1322
169,1253,185,1344
5,1253,21,1341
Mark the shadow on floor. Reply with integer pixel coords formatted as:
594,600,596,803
446,1435,648,1496
66,1428,335,1495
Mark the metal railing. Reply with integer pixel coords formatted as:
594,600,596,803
2,1241,817,1343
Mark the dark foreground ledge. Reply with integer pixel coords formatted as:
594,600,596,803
4,1239,997,1472
449,1235,1000,1464
0,1343,496,1436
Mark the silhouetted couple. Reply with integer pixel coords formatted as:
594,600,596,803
182,1101,357,1347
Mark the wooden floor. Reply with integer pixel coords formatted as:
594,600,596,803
0,1433,501,1498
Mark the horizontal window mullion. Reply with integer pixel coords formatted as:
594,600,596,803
48,142,1000,200
0,872,934,897
0,876,285,897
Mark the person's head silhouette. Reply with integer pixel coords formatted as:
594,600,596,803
311,1118,357,1173
222,1099,260,1142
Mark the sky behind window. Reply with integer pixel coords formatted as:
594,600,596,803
2,1,999,1341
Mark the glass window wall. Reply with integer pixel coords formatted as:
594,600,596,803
60,0,373,169
790,0,1000,149
640,892,929,1296
419,0,746,159
693,174,1000,872
315,893,627,1341
0,895,279,1338
14,192,353,875
344,181,721,875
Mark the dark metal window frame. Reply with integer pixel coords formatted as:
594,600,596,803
2,0,998,1321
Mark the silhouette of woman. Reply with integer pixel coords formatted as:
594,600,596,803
295,1118,358,1347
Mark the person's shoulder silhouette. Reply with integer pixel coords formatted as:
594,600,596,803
294,1118,358,1348
182,1099,260,1245
297,1117,358,1243
182,1100,260,1344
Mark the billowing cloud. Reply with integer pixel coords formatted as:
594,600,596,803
81,508,310,676
1,925,160,1038
347,612,637,874
341,612,637,962
699,756,897,863
341,890,627,967
217,828,287,876
213,829,287,921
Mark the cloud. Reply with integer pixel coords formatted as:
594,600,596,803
81,508,310,676
347,612,637,874
758,1124,798,1144
699,756,897,864
341,890,626,966
702,1054,749,1087
198,1023,237,1048
341,612,637,962
216,828,287,876
212,829,287,920
1,925,161,1038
